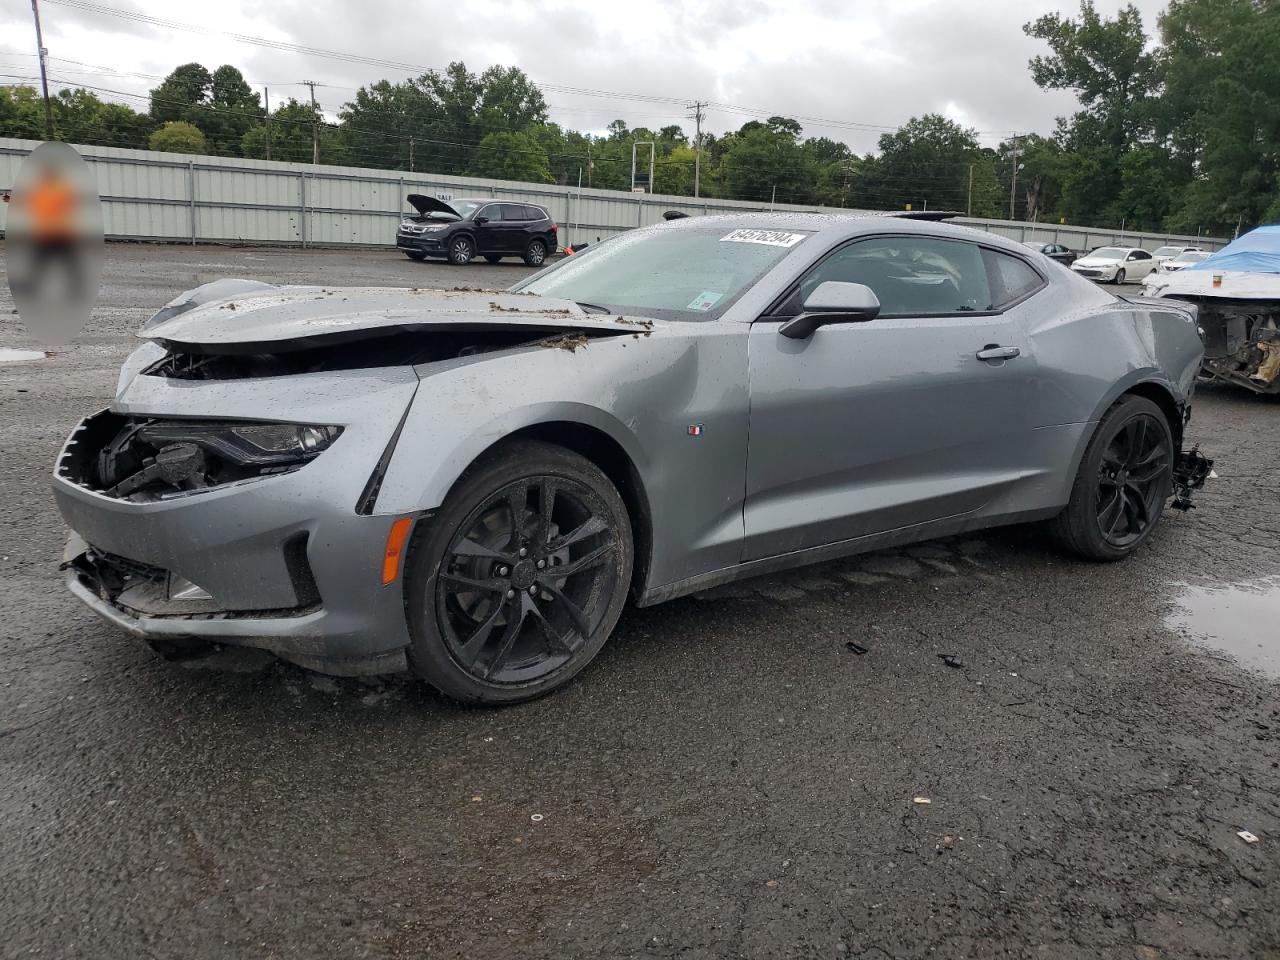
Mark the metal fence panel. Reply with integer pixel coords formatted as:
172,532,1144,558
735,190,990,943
0,136,1229,251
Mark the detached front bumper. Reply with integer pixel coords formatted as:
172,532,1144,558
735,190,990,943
52,365,424,675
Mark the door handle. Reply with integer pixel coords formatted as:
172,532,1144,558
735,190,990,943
976,344,1021,362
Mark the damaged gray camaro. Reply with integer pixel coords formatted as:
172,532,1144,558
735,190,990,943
54,215,1210,703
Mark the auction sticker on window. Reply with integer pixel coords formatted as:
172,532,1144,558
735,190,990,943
719,228,807,247
687,290,723,311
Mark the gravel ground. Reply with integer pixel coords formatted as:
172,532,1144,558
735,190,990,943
1,244,1277,960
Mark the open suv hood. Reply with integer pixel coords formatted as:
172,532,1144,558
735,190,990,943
139,283,657,355
406,194,460,218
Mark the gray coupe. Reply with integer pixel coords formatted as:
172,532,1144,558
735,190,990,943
53,214,1205,703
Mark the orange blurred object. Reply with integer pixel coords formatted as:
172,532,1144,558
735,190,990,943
23,170,80,242
1212,274,1223,288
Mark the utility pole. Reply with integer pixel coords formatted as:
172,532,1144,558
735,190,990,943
304,80,319,165
409,137,414,172
587,141,593,188
967,163,973,217
263,86,270,161
1008,133,1019,221
689,100,706,199
30,0,54,140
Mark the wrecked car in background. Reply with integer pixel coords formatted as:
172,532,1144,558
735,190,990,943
53,214,1207,704
1144,225,1280,394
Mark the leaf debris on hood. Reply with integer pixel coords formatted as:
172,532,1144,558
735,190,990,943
540,333,590,353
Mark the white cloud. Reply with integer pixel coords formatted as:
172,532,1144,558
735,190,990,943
0,0,1171,153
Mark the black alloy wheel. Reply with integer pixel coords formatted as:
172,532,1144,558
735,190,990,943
405,440,632,703
449,236,475,265
1050,394,1173,560
1094,412,1171,548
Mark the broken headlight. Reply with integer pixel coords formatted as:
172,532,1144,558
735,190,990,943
92,418,344,500
135,421,343,466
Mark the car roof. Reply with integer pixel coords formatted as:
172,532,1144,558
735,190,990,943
646,211,1037,256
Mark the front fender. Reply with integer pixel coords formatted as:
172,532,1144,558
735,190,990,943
372,326,751,588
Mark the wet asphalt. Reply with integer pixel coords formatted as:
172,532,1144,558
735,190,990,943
1,244,1278,960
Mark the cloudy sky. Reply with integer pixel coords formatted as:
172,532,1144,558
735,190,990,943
1,0,1169,152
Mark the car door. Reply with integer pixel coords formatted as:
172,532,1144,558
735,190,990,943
472,203,506,254
742,234,1047,561
1127,249,1156,278
498,204,533,252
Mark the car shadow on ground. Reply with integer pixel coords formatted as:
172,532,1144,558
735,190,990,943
150,523,1085,722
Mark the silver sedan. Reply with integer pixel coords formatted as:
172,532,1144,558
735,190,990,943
53,214,1205,703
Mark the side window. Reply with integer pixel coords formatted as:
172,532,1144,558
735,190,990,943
524,205,546,221
1130,250,1151,261
984,249,1044,307
475,204,502,222
780,236,993,317
500,203,527,221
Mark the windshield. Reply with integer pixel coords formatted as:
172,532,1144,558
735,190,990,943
1090,247,1127,259
1153,246,1184,257
514,225,812,320
1173,251,1207,263
451,200,482,220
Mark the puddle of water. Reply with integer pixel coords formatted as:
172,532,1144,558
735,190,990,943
1167,577,1280,677
0,348,47,363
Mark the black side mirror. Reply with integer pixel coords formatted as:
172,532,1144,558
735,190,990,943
474,216,490,225
779,281,881,340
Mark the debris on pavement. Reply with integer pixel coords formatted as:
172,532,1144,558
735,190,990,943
1238,830,1260,844
912,797,932,805
845,641,869,655
530,813,545,823
939,654,964,669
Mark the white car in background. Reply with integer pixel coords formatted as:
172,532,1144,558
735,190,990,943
1151,245,1204,266
1070,247,1158,284
1157,250,1211,273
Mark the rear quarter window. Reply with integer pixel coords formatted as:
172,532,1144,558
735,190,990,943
983,249,1045,307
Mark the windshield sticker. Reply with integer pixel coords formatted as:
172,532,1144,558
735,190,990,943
687,290,723,311
719,229,807,248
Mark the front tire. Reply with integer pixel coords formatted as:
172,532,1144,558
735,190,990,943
404,440,633,704
523,238,548,267
1114,268,1126,285
1050,395,1173,561
448,235,475,265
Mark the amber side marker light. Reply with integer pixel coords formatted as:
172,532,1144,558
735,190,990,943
382,517,414,585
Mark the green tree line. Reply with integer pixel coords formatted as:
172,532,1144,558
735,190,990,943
1,0,1275,234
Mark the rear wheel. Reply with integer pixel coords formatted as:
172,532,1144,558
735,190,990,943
484,254,503,264
404,250,426,261
404,440,633,704
1050,395,1173,560
448,235,475,265
523,238,548,267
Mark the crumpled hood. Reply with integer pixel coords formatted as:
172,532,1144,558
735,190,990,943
140,283,660,355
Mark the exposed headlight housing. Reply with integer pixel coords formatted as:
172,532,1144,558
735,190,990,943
79,415,344,501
